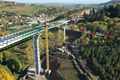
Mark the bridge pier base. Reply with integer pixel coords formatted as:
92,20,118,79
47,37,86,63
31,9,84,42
33,33,41,74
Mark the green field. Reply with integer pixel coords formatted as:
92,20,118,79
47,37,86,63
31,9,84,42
0,5,48,15
58,60,86,80
16,6,47,15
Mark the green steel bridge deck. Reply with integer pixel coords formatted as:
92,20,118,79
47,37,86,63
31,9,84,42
0,22,63,49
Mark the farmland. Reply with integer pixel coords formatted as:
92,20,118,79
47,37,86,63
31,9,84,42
0,5,47,15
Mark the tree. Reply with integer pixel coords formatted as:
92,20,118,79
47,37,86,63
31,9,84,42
0,68,14,80
0,53,3,64
101,12,105,21
25,43,34,63
115,4,120,17
99,66,105,75
83,12,89,21
95,12,100,20
7,57,22,73
89,9,92,16
70,24,73,28
2,51,11,62
57,29,64,47
39,37,45,54
93,8,95,15
48,31,55,50
73,25,78,29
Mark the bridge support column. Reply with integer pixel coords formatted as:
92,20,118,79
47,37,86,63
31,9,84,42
33,33,41,74
62,24,66,41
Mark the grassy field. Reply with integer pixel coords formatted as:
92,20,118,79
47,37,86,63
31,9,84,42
58,60,87,80
16,6,47,15
0,5,48,15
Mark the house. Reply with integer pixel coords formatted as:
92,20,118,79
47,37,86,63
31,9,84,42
29,18,33,20
8,22,13,25
37,17,40,19
14,2,17,5
39,15,42,17
14,16,18,18
2,12,6,14
0,24,4,27
18,15,21,18
41,13,45,17
27,17,30,19
15,21,18,23
20,20,23,22
33,17,36,19
25,4,30,6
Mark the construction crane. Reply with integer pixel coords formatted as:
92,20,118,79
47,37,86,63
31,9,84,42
45,23,50,75
37,21,51,76
38,21,51,75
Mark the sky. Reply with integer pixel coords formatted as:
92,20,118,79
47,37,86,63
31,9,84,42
5,0,111,4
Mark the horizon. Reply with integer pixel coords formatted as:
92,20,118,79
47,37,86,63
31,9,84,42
4,0,111,4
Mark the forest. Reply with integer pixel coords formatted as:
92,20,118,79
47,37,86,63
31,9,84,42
77,2,120,80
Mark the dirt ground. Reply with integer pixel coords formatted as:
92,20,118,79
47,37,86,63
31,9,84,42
41,57,58,73
41,57,65,80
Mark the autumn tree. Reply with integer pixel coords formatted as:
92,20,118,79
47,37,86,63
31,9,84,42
0,68,14,80
39,37,45,54
48,31,56,50
25,43,34,63
57,29,64,47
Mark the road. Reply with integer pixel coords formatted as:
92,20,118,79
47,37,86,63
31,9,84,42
74,43,97,78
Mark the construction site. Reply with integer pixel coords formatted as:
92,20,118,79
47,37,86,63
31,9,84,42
15,18,108,80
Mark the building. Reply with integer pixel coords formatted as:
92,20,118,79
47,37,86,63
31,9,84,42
0,24,4,27
14,16,18,18
20,20,23,22
7,22,13,25
25,4,30,6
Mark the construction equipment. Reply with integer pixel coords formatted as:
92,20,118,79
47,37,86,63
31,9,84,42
44,22,51,76
37,21,51,76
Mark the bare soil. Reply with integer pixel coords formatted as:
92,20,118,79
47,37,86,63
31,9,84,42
41,57,66,80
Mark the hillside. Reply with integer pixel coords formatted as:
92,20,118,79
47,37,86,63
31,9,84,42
0,1,48,15
100,0,120,6
39,0,120,9
75,0,120,9
76,2,120,80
